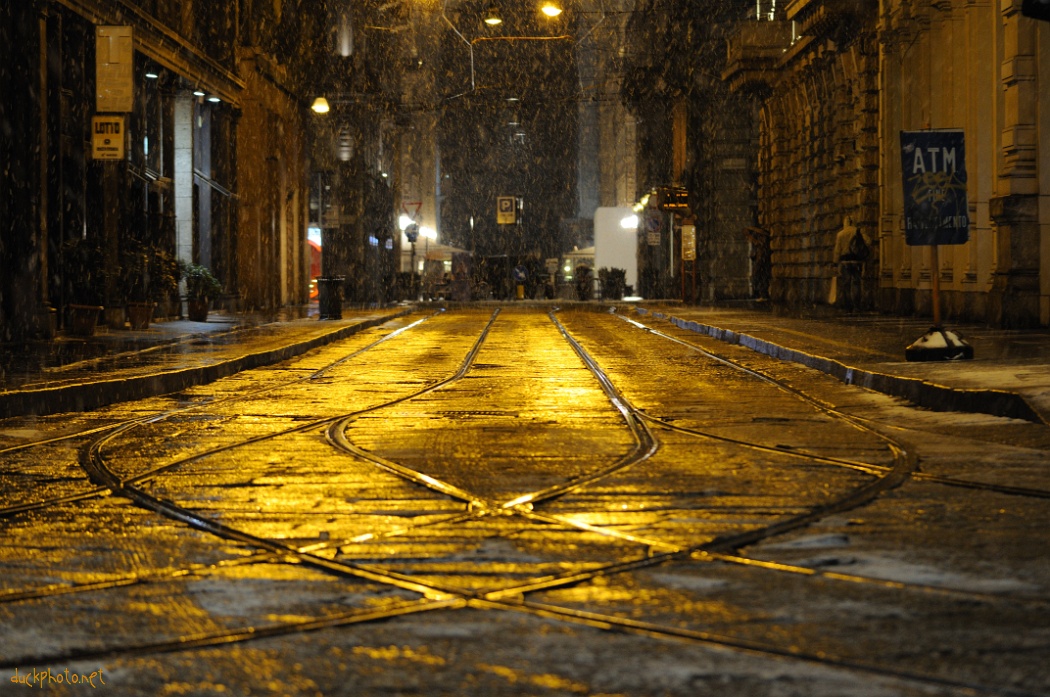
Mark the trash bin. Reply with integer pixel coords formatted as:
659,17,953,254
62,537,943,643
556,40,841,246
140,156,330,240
317,276,344,320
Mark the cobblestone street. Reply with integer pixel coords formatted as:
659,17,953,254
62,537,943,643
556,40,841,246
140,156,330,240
2,307,1048,696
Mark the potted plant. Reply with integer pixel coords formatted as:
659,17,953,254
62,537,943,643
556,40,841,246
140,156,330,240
121,249,151,329
180,261,223,322
151,249,181,320
598,267,627,300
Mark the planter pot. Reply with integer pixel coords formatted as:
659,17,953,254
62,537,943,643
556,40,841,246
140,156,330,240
104,306,126,330
187,298,210,322
68,304,104,336
156,297,178,321
126,302,155,330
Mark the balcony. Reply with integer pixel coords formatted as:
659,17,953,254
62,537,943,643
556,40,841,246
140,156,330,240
785,0,868,36
722,20,794,94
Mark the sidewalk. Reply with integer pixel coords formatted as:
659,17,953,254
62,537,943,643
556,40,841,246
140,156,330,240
0,306,413,418
635,304,1050,425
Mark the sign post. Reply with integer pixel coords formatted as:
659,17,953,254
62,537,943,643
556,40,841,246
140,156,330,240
900,129,973,361
405,223,419,300
680,221,696,302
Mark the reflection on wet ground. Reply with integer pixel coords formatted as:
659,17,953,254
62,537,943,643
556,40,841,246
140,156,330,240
1,306,1048,695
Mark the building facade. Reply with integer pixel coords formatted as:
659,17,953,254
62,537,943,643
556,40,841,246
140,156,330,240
621,0,758,302
724,0,1050,326
1,0,321,342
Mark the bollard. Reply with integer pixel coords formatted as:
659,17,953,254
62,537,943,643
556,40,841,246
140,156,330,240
317,276,344,320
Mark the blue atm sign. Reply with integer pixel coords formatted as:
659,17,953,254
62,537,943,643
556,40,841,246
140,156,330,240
900,130,969,246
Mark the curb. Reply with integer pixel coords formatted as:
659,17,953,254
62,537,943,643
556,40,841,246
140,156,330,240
636,308,1047,426
0,310,413,419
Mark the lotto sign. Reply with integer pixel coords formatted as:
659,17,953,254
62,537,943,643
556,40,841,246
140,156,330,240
92,116,125,160
900,130,969,246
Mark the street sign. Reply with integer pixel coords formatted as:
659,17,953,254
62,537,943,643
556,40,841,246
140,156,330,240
96,26,133,113
656,185,690,213
497,196,517,225
92,116,125,160
644,213,662,246
681,224,696,261
401,200,422,220
900,129,969,246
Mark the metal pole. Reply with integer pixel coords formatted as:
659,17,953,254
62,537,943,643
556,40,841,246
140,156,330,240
411,242,417,300
669,212,676,280
931,244,941,328
680,252,685,301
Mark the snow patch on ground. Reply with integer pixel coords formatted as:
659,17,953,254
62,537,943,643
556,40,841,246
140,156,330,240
755,533,1039,593
759,533,851,550
648,572,731,593
0,428,46,440
829,553,1041,594
638,656,912,697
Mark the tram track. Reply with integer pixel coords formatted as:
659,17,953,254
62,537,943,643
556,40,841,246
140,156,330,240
318,306,1045,624
0,312,504,620
0,312,441,519
472,598,1050,697
61,311,504,596
620,314,1050,500
3,307,1046,696
0,311,509,667
317,308,1049,694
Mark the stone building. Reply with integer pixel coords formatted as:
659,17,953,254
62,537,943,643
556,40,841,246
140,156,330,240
621,0,758,302
724,0,1050,326
0,0,324,341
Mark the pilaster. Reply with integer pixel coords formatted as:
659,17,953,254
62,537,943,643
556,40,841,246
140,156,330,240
0,0,55,340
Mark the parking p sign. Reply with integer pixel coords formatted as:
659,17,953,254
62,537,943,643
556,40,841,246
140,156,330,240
497,196,517,225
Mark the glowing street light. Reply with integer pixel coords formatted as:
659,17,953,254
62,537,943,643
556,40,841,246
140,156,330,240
541,2,563,17
484,5,503,25
311,97,330,114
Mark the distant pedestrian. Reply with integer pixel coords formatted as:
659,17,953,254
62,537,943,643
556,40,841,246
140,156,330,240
831,216,870,311
574,265,592,300
744,227,771,300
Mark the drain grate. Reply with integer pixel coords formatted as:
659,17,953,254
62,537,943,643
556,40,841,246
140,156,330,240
436,410,519,418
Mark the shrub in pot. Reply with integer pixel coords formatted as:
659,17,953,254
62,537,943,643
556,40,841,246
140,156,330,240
180,261,223,322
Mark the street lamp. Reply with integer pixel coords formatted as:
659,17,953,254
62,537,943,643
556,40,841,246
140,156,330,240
483,5,503,25
541,2,563,17
311,96,330,114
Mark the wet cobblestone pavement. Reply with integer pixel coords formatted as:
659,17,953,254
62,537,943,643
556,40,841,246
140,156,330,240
1,306,1048,696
